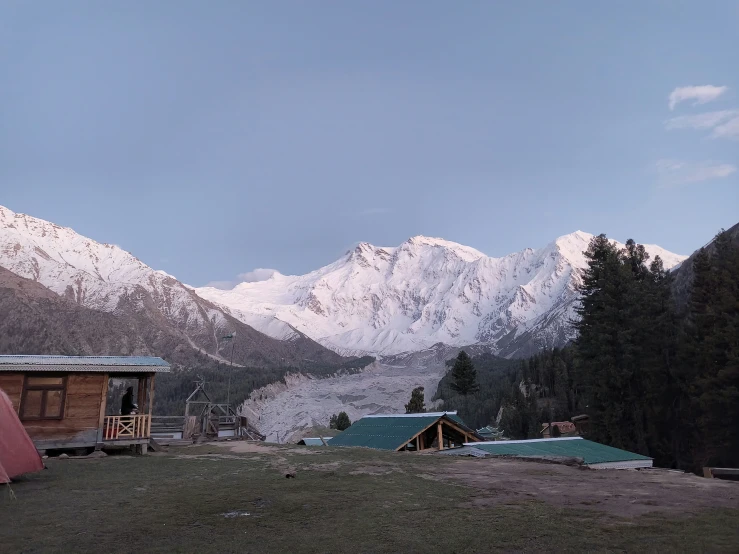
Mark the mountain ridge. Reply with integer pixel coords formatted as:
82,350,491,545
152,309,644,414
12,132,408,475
0,204,688,361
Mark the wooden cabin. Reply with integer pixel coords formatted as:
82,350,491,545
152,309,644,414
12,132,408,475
0,355,170,454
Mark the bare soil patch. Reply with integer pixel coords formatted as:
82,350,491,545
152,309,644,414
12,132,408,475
213,440,317,455
436,457,739,517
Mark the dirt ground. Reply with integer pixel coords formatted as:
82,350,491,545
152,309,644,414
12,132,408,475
442,457,739,517
210,441,739,518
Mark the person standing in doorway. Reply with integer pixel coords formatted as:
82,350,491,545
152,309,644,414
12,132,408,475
121,386,136,416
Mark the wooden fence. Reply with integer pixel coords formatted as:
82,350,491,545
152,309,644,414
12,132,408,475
103,414,151,440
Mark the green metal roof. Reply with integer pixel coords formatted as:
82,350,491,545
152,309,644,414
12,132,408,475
329,412,473,451
468,437,652,465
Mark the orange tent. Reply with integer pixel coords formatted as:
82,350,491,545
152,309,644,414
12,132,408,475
0,389,44,483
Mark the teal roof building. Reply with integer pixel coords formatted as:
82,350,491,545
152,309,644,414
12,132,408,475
328,411,482,452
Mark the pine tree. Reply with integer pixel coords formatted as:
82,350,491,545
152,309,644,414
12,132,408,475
500,381,539,439
405,386,426,413
574,235,661,455
335,411,352,431
329,414,338,429
574,234,628,446
450,351,480,395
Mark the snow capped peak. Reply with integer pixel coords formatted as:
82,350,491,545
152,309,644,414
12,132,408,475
398,235,486,262
551,230,595,266
197,231,687,357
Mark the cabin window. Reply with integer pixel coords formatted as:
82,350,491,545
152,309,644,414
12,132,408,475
20,375,67,420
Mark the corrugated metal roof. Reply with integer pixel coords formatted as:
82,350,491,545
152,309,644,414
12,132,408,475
329,413,477,451
297,437,332,446
464,437,652,465
0,355,170,373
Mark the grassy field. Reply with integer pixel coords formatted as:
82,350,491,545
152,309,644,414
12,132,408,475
1,444,738,553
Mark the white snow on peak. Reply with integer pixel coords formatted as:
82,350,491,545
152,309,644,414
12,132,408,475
196,230,688,356
0,205,292,349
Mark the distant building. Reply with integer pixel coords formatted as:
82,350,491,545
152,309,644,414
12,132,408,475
297,437,332,446
477,425,506,441
541,421,577,437
329,411,482,452
0,355,170,454
570,414,591,436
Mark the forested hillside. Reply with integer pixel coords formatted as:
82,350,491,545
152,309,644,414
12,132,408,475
437,226,739,472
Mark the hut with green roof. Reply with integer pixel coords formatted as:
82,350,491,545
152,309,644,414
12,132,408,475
328,411,482,452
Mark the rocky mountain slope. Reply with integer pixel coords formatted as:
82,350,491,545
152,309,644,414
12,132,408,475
0,205,343,369
671,221,739,309
198,233,686,358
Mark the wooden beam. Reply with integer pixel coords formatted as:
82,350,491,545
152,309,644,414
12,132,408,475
96,373,109,446
439,417,483,442
437,422,443,451
137,377,146,411
147,374,156,437
394,417,451,451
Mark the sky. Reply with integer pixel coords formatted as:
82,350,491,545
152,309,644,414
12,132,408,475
1,2,737,287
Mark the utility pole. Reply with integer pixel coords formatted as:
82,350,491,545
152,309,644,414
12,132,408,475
228,338,235,407
221,332,236,408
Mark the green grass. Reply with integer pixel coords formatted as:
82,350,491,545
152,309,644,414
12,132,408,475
2,446,738,553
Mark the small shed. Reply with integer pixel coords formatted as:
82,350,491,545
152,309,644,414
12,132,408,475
450,437,653,469
328,412,481,452
297,437,332,446
0,355,170,453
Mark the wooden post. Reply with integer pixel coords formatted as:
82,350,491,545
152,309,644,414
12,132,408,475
147,374,155,437
96,374,109,446
137,377,146,411
437,422,443,451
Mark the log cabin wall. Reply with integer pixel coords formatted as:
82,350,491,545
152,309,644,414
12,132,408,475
0,372,108,449
0,372,23,409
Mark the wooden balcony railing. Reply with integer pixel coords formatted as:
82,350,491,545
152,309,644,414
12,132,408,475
103,414,151,441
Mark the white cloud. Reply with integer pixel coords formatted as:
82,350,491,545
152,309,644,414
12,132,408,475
237,268,279,282
711,115,739,140
655,159,736,187
668,85,728,110
664,109,739,130
203,268,280,290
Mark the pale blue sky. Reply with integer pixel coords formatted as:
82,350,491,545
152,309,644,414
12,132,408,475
1,1,737,286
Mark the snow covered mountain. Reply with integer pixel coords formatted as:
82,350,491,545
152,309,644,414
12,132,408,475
198,233,687,358
0,205,343,368
0,203,687,362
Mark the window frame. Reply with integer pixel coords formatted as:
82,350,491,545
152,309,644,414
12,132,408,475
20,374,68,421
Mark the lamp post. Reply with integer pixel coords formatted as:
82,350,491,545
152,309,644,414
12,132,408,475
221,332,236,407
